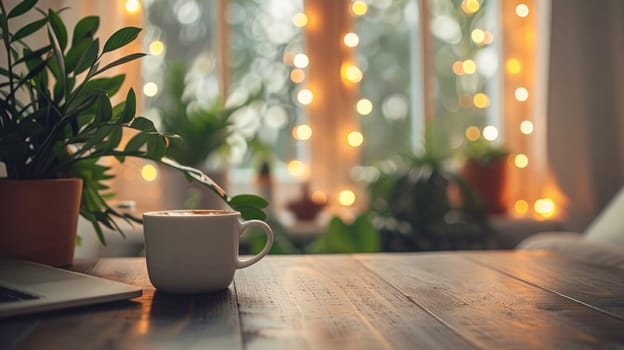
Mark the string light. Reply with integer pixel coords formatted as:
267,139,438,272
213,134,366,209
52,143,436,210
461,0,480,15
351,1,368,16
514,200,529,214
292,12,308,27
293,53,309,68
534,198,555,218
471,29,486,44
505,58,522,74
483,125,498,140
515,4,529,18
452,61,464,75
148,40,165,55
141,164,157,182
290,69,306,83
514,154,529,168
344,32,360,48
465,126,480,141
462,59,477,74
287,160,309,178
342,63,363,83
520,120,534,135
125,0,141,13
297,89,314,105
473,93,490,108
514,87,529,101
356,99,373,115
338,189,356,206
347,131,363,147
143,82,158,97
293,124,312,141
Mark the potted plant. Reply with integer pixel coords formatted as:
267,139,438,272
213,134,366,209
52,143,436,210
460,138,510,215
0,0,267,266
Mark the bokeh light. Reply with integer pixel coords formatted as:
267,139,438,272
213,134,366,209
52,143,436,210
287,160,309,178
141,164,158,182
473,93,490,108
356,99,373,115
515,87,529,101
483,125,498,141
338,189,356,206
149,40,165,55
452,61,464,75
520,120,534,135
514,154,529,168
297,89,313,105
342,63,363,83
461,0,480,14
534,198,555,218
506,58,522,74
143,82,158,97
290,68,306,83
293,124,312,140
514,200,529,214
462,59,477,74
292,12,308,27
465,126,481,141
347,131,364,147
516,4,529,18
471,29,485,44
293,53,309,68
352,1,368,16
125,0,141,13
344,32,360,48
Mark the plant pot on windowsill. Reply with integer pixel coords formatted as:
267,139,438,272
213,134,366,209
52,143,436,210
461,157,508,215
0,179,82,266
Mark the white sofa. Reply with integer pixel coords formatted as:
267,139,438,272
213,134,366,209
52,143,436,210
518,186,624,269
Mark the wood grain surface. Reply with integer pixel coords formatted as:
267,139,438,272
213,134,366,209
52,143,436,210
1,252,623,350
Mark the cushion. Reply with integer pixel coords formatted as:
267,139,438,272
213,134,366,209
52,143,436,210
518,232,624,269
584,186,624,246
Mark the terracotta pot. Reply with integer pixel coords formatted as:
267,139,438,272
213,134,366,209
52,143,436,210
0,178,83,266
461,159,508,215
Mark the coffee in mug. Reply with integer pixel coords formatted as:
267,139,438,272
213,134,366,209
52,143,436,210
143,209,273,293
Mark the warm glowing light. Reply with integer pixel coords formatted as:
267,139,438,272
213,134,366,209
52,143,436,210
515,87,529,101
461,0,480,14
293,53,309,68
292,12,308,27
347,131,364,147
297,89,313,105
312,191,327,204
287,160,308,178
514,200,529,214
352,1,368,16
514,154,529,168
465,126,481,141
534,198,555,218
149,40,165,55
293,124,312,141
506,59,522,74
344,32,360,47
471,29,485,44
462,59,477,74
452,61,464,75
141,164,158,182
290,69,306,83
483,125,498,141
143,82,158,97
516,4,529,18
125,0,141,13
483,31,494,44
356,99,373,115
342,63,363,83
338,189,356,206
283,52,295,65
520,120,534,135
473,93,489,108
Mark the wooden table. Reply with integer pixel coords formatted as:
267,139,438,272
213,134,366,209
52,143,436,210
2,251,623,349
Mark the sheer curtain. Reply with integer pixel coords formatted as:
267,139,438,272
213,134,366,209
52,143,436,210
547,0,624,231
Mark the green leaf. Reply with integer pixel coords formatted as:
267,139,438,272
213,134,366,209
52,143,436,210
129,117,156,132
82,75,125,97
7,0,37,18
74,38,99,74
145,135,167,159
11,17,47,42
95,94,113,123
72,16,99,45
14,45,50,66
120,88,136,123
48,9,67,51
102,27,141,53
229,194,269,209
95,53,145,76
235,206,267,221
124,133,147,152
64,38,91,72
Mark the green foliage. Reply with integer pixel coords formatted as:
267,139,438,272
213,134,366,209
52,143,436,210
0,1,267,244
462,138,510,164
157,60,261,168
311,213,380,253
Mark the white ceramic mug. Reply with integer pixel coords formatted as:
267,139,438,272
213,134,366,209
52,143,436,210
143,209,273,293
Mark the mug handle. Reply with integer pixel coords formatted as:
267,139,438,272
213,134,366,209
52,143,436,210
236,220,274,269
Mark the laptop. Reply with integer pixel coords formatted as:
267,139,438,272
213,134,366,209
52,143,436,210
0,258,142,318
